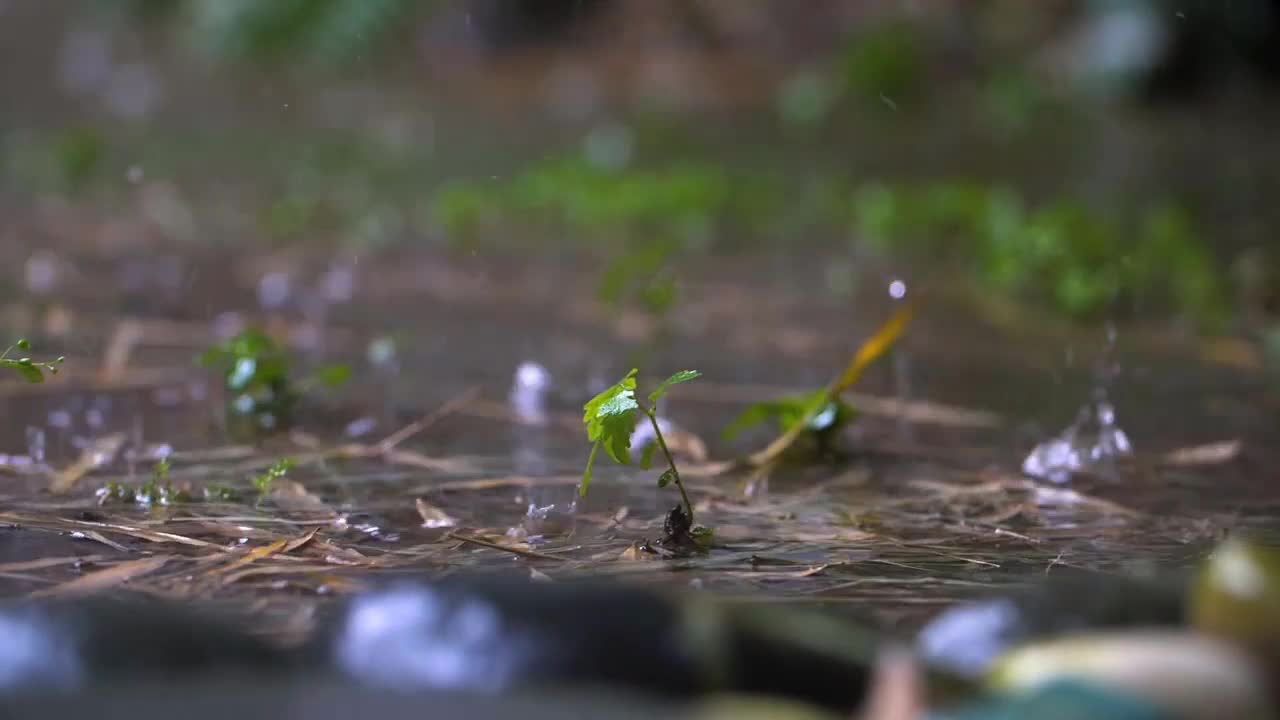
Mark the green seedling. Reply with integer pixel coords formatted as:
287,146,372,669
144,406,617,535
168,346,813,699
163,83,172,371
728,300,915,471
1,339,64,383
723,390,858,457
252,457,295,502
97,457,191,506
581,368,704,535
198,328,350,437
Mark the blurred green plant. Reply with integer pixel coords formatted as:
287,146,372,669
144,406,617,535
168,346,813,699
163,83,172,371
114,0,422,65
841,19,924,106
432,153,780,328
724,302,914,469
3,128,106,195
252,457,296,502
853,182,1226,326
723,391,857,453
432,155,764,248
1,339,65,383
198,328,350,438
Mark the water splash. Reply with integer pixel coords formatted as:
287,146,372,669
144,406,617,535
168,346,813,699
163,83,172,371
1023,328,1132,483
1022,396,1133,483
508,362,574,538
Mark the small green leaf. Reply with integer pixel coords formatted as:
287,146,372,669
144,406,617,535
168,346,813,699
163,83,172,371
583,369,640,466
312,364,352,387
639,441,659,470
3,359,45,383
15,338,30,350
648,369,701,404
657,469,676,488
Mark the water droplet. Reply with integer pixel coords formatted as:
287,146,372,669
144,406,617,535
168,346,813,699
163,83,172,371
888,279,907,299
25,427,44,463
256,272,291,309
583,123,634,171
25,252,58,294
509,361,551,424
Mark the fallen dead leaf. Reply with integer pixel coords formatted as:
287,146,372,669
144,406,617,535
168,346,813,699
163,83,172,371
31,554,172,597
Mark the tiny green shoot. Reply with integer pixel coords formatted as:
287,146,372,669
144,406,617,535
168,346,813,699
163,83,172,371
96,457,191,506
732,300,915,469
581,368,702,526
1,339,65,384
253,457,295,502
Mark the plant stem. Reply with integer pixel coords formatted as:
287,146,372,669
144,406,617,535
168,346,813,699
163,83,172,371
643,404,694,525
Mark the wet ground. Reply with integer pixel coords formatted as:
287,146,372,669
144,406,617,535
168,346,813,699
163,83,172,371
0,242,1275,644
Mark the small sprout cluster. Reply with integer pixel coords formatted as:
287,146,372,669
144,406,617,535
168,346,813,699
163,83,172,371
97,458,191,507
198,329,350,437
1,339,64,383
253,457,295,501
581,368,707,544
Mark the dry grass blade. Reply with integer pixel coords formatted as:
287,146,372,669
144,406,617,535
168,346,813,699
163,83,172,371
0,555,110,574
30,554,172,597
378,386,482,451
446,531,569,563
742,301,917,470
99,319,143,382
50,433,127,494
1159,439,1242,467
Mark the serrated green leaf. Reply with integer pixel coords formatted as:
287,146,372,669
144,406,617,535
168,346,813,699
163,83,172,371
639,441,658,470
657,468,676,488
583,369,639,466
648,369,701,404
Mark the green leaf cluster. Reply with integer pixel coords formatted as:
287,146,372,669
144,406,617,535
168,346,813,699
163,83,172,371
198,328,349,436
1,339,65,384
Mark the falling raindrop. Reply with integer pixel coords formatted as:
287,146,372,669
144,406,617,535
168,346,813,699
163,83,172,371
888,279,907,299
256,272,291,309
25,427,44,464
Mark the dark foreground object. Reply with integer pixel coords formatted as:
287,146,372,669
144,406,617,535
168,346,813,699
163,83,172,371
0,679,705,720
0,576,901,714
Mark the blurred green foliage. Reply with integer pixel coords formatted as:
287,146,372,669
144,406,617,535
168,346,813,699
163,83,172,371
432,145,1225,326
3,128,106,195
198,328,350,439
841,19,924,105
853,182,1226,325
433,155,771,249
113,0,422,65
